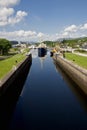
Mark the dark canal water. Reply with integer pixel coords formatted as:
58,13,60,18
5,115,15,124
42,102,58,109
6,49,87,129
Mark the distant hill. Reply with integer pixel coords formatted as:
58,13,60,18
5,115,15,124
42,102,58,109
60,37,87,48
10,41,18,45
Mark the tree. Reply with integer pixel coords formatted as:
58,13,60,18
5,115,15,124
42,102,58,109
0,38,12,55
43,41,55,47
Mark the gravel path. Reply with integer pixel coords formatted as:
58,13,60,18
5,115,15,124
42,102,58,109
73,52,87,57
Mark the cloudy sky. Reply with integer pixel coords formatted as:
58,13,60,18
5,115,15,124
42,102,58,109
0,0,87,42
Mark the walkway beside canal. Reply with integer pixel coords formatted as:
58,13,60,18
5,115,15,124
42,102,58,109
73,52,87,57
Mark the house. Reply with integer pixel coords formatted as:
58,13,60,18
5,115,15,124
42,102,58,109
82,42,87,49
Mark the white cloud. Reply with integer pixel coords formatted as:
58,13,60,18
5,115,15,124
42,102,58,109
16,30,37,37
0,7,14,26
24,31,36,37
0,7,14,17
64,25,77,32
1,22,87,41
0,0,27,26
37,32,44,38
59,24,87,39
80,23,87,30
0,30,51,41
0,9,27,26
62,32,69,36
0,29,82,42
8,11,27,25
0,0,20,7
0,30,37,40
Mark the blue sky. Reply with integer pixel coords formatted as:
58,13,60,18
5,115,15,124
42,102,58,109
0,0,87,42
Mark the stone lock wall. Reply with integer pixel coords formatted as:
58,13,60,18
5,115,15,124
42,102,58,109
0,54,32,96
53,54,87,95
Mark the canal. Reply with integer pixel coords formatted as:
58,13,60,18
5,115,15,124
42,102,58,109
8,49,87,130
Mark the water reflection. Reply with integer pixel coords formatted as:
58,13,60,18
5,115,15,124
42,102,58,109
38,48,47,69
30,49,47,69
30,49,38,58
53,59,87,113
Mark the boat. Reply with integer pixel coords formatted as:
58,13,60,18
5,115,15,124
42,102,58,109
38,43,47,57
50,51,53,57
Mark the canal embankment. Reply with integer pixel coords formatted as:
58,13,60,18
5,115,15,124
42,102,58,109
0,54,32,96
53,54,87,95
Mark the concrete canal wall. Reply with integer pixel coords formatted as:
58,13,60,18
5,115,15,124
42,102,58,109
53,54,87,95
0,54,32,96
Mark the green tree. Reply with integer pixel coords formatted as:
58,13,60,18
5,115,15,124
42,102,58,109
0,38,12,55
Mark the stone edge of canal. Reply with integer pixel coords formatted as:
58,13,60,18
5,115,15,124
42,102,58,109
53,54,87,95
0,54,32,96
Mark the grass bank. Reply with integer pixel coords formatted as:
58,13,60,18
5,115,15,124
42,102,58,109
0,53,26,79
65,53,87,69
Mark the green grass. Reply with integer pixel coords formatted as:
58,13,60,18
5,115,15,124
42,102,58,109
65,53,87,69
0,53,26,79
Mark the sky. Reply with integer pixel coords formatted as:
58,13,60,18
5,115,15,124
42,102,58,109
0,0,87,42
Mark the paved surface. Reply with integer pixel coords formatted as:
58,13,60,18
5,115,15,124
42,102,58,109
73,52,87,57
